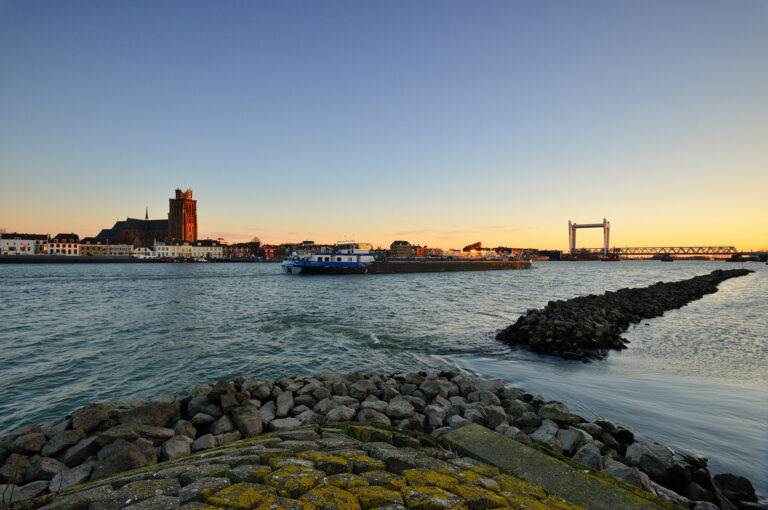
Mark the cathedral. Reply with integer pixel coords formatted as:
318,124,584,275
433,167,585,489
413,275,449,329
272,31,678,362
96,188,198,247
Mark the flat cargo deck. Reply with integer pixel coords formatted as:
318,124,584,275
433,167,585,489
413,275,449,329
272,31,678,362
367,260,531,273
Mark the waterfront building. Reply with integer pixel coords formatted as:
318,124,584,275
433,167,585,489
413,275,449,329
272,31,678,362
0,233,49,255
223,241,261,259
107,244,133,256
80,237,107,256
390,240,414,258
154,239,222,259
48,233,80,255
133,246,154,258
168,188,197,242
97,217,169,247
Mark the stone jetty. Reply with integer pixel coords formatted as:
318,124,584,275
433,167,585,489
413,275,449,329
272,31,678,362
496,269,753,360
2,372,761,509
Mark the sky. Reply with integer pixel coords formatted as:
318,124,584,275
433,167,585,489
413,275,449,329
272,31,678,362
1,1,766,250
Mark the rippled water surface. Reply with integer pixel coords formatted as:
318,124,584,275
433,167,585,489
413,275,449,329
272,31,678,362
0,261,766,494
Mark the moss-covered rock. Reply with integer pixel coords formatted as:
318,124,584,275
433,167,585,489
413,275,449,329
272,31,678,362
349,485,404,509
325,473,370,490
299,484,361,509
401,485,468,510
265,465,325,498
335,452,386,473
361,470,406,491
402,469,460,492
206,482,277,509
445,484,507,509
297,451,352,474
256,495,315,509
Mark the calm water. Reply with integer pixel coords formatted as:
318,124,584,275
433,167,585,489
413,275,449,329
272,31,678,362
0,261,766,494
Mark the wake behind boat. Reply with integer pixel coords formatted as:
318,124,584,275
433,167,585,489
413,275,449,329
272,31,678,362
282,242,375,274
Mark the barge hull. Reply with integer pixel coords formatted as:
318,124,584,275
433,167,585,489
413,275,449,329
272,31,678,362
367,260,530,273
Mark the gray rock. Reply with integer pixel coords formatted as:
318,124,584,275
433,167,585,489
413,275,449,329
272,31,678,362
331,382,348,396
602,460,654,493
1,453,30,484
173,420,197,439
259,401,277,424
252,383,273,401
124,494,180,509
531,419,562,453
538,402,571,425
135,425,175,445
71,403,109,433
557,428,586,456
178,477,230,503
500,387,525,402
424,405,446,428
333,395,362,408
516,412,541,429
92,439,148,481
506,400,528,419
190,413,214,426
361,399,388,414
651,481,691,507
475,379,504,394
572,443,602,470
276,392,294,418
349,379,377,400
269,418,301,431
160,436,192,461
210,415,234,435
463,407,485,424
294,410,321,425
356,408,391,427
219,393,238,413
294,394,317,409
446,415,471,429
625,441,675,482
192,434,217,452
231,405,263,438
186,396,211,417
5,479,48,503
97,424,141,446
504,426,531,444
314,398,341,415
398,395,426,413
48,461,94,492
62,436,100,467
10,432,47,454
326,406,356,422
240,377,260,394
386,397,415,419
24,456,66,482
575,421,603,438
713,472,758,503
214,431,242,446
41,420,69,440
41,429,85,458
450,375,477,396
133,438,157,465
484,406,509,430
467,391,501,406
117,402,177,428
430,427,453,438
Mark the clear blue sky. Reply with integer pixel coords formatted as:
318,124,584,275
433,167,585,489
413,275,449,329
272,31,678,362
1,1,766,249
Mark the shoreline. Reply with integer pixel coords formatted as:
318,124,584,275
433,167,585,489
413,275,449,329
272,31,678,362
1,372,762,508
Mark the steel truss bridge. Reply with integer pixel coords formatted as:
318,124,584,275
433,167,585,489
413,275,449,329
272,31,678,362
580,246,739,258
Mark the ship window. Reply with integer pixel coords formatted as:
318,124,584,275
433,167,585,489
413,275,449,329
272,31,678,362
336,257,341,262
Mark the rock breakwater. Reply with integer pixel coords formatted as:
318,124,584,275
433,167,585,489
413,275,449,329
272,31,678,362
496,269,753,360
1,372,760,509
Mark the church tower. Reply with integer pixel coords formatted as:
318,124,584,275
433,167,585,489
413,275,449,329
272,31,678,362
168,188,198,241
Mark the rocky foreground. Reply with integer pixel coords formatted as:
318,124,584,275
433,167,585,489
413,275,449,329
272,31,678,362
1,371,761,509
496,269,753,360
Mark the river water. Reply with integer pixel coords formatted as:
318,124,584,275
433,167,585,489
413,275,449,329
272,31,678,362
0,261,765,494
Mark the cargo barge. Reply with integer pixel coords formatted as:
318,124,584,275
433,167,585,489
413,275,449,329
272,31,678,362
367,260,530,273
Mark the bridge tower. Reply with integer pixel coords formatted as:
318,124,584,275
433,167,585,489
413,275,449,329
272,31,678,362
568,218,610,257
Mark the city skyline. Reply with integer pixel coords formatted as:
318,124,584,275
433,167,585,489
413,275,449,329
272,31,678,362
1,1,767,250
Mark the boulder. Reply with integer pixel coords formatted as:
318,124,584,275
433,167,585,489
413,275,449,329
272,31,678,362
572,443,602,470
133,437,157,465
504,426,532,444
61,436,100,467
231,406,263,437
557,428,585,456
117,401,177,427
192,434,217,452
10,432,47,455
446,415,471,429
531,419,562,453
506,400,528,419
71,403,109,433
160,436,192,461
91,439,148,481
713,473,757,503
211,415,234,435
424,405,446,428
625,441,674,483
386,397,415,419
538,402,571,425
356,409,391,427
475,379,504,394
651,481,691,507
5,479,49,503
48,461,94,492
602,460,654,493
349,380,377,400
41,420,69,440
484,406,509,430
467,391,501,406
1,453,31,484
269,418,302,431
24,456,66,482
326,406,356,422
219,393,238,413
259,401,277,424
190,413,215,426
173,420,197,439
40,429,85,457
214,431,242,446
516,412,541,430
276,392,294,418
361,399,388,414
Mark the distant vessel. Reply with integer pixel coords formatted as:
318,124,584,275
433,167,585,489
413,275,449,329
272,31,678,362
282,242,375,274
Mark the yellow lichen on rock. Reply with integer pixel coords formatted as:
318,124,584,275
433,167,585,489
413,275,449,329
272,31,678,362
297,451,352,474
269,457,315,470
402,469,461,492
265,465,325,498
348,485,404,509
326,473,370,490
256,495,316,510
299,484,362,509
345,425,393,444
206,482,277,509
446,484,508,509
334,452,386,473
401,485,468,510
495,473,548,500
361,470,407,491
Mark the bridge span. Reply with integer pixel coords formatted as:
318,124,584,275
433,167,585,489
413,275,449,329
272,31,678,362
578,246,739,259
